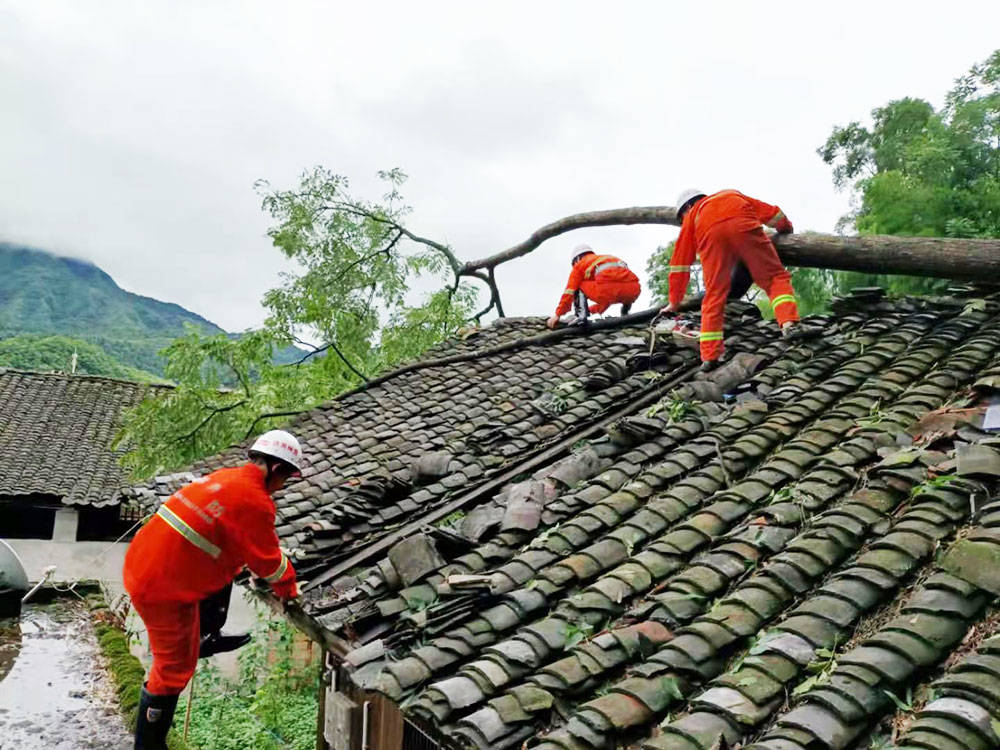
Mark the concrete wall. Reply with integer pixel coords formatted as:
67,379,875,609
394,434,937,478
4,532,261,678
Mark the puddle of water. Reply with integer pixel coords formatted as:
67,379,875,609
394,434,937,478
0,599,133,749
0,618,20,684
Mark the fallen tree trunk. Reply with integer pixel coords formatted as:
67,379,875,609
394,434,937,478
466,205,1000,285
461,205,1000,318
773,231,1000,282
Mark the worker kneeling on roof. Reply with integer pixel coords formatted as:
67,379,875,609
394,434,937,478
123,430,303,749
547,244,641,329
662,189,809,371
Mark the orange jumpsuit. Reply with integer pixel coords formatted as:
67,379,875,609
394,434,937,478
123,463,297,694
667,190,798,362
554,253,641,316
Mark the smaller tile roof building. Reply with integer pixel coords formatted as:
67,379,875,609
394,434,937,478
0,369,166,507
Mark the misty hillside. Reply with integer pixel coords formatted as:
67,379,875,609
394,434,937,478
0,243,299,375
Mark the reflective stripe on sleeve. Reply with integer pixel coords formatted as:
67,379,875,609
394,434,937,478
771,294,797,308
263,554,289,583
766,210,786,228
563,288,575,296
699,331,724,341
667,265,691,273
156,506,221,559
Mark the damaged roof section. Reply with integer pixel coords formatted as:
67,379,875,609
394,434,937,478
0,369,167,506
124,307,769,582
309,292,1000,750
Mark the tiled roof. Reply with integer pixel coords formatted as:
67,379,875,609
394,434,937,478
123,311,750,581
125,292,1000,749
0,369,167,506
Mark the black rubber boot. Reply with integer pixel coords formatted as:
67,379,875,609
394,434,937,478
729,262,753,300
198,583,251,659
199,632,252,658
134,685,179,750
571,290,590,325
699,359,721,373
620,302,632,316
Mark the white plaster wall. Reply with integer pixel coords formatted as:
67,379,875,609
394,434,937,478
4,535,263,678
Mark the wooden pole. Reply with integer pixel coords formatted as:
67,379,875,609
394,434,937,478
183,666,196,741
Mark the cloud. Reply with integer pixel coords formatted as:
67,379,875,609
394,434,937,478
1,0,998,330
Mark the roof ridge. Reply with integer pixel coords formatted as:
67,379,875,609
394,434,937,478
0,366,172,389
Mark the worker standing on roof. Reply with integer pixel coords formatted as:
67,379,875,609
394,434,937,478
123,430,303,749
662,189,807,371
547,245,641,329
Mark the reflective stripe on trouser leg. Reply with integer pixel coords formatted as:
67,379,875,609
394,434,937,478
770,292,799,326
700,330,724,362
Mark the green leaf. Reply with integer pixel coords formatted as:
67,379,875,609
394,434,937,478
792,675,820,696
659,676,684,700
881,688,912,712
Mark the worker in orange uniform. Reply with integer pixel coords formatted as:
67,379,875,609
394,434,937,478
123,430,304,749
547,245,641,329
662,189,806,371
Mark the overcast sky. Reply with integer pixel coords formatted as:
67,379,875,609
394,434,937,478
2,1,998,331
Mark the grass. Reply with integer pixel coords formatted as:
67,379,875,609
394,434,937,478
89,591,318,750
88,595,192,750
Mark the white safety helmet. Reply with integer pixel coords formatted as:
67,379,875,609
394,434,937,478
676,189,706,217
249,430,304,475
571,244,595,265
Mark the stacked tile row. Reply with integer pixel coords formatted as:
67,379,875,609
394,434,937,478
398,310,966,739
896,635,1000,749
330,321,845,643
489,310,1000,749
650,477,989,749
372,315,889,706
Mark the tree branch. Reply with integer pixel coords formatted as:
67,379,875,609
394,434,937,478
322,203,464,275
331,229,403,285
291,340,331,368
176,399,248,443
462,206,680,273
488,267,505,317
326,339,369,383
243,410,306,440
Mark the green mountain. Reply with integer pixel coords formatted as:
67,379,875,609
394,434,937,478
0,243,298,376
0,334,161,381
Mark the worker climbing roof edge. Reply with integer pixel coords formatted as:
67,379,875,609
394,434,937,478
123,429,304,750
661,188,812,372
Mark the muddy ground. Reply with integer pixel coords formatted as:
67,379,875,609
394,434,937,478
0,597,133,749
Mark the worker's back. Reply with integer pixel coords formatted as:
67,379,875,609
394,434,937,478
691,190,779,236
124,464,274,603
574,253,637,285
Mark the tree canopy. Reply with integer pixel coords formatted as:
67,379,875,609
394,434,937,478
796,49,1000,310
117,169,477,478
645,50,1000,312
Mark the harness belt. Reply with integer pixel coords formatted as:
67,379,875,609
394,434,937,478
156,505,221,559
